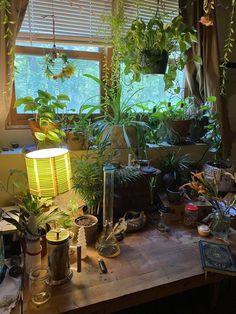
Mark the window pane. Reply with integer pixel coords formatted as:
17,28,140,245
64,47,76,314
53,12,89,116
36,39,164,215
14,54,100,113
121,66,185,112
16,41,99,52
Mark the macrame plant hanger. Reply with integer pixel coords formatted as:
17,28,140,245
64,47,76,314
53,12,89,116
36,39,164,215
44,0,75,81
51,0,58,58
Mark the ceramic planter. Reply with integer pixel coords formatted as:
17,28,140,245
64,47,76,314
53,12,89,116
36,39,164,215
166,119,192,137
203,163,234,192
66,131,88,150
73,214,98,245
110,125,138,149
166,187,184,204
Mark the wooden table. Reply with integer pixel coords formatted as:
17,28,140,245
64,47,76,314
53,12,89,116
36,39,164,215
23,220,236,314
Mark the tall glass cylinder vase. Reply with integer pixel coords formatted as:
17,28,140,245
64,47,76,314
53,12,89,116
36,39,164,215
96,164,120,257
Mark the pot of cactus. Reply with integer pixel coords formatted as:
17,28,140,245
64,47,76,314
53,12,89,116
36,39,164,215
122,15,201,90
14,90,69,148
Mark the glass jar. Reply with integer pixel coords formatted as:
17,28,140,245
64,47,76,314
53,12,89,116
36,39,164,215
184,203,198,227
211,212,230,240
29,266,50,305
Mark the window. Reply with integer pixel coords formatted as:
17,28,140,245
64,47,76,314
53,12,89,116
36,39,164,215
121,68,185,112
14,44,101,113
9,0,182,126
8,0,112,126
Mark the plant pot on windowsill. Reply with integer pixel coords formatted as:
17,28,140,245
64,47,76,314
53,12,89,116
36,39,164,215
166,119,192,145
66,131,88,151
141,49,168,75
109,125,138,149
73,214,98,245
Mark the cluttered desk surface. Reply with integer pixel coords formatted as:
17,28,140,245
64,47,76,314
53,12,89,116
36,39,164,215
22,219,236,314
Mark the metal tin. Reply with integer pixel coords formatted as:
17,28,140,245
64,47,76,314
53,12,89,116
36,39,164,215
46,229,72,285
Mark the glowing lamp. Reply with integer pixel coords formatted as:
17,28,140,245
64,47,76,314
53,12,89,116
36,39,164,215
25,148,72,197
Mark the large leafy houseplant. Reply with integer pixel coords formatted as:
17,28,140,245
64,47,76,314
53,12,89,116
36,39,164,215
83,74,149,149
151,97,194,144
122,14,201,90
14,90,69,147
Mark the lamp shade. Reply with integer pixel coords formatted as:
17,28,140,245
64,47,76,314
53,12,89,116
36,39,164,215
25,148,72,197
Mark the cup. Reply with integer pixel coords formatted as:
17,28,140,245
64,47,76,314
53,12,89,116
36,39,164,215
29,266,50,305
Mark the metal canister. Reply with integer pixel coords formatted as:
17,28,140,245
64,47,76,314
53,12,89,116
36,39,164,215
46,229,73,285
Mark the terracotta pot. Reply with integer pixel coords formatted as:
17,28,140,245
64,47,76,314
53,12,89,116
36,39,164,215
110,125,138,149
28,118,60,148
28,118,59,135
166,119,192,137
73,214,98,245
66,131,88,150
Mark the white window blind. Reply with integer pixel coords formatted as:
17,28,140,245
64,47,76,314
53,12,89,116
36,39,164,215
18,1,179,45
18,0,113,45
124,0,179,27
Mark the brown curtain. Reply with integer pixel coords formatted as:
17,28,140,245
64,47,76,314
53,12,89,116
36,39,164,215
0,0,28,127
179,0,232,158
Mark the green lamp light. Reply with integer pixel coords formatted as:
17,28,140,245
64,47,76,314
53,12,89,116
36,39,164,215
25,148,72,197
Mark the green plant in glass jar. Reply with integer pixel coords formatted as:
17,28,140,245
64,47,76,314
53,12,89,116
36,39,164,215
182,171,236,240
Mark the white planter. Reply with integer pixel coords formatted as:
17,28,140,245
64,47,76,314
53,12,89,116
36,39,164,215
203,163,234,192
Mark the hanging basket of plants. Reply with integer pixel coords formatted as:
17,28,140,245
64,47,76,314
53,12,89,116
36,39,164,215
141,49,168,75
44,52,75,81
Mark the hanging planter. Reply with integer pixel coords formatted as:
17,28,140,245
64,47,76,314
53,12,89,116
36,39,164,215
43,2,75,81
141,49,168,75
122,15,200,89
44,51,75,81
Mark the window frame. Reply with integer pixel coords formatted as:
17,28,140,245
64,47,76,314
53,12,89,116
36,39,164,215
7,45,107,127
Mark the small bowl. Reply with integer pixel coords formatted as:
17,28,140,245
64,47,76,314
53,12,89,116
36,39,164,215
198,224,210,237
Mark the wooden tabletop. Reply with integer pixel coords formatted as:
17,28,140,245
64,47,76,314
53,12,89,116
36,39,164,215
23,221,236,314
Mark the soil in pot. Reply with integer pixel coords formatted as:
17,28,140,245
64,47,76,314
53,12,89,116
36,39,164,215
74,215,98,245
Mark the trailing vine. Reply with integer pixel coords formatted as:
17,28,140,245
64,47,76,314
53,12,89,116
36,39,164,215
0,0,15,91
220,0,236,95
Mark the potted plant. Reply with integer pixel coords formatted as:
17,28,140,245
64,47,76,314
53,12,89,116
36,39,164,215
122,14,201,90
14,90,69,148
151,97,193,144
83,74,149,149
72,147,142,242
3,192,68,272
182,171,235,240
188,96,216,142
201,100,234,192
159,151,191,203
